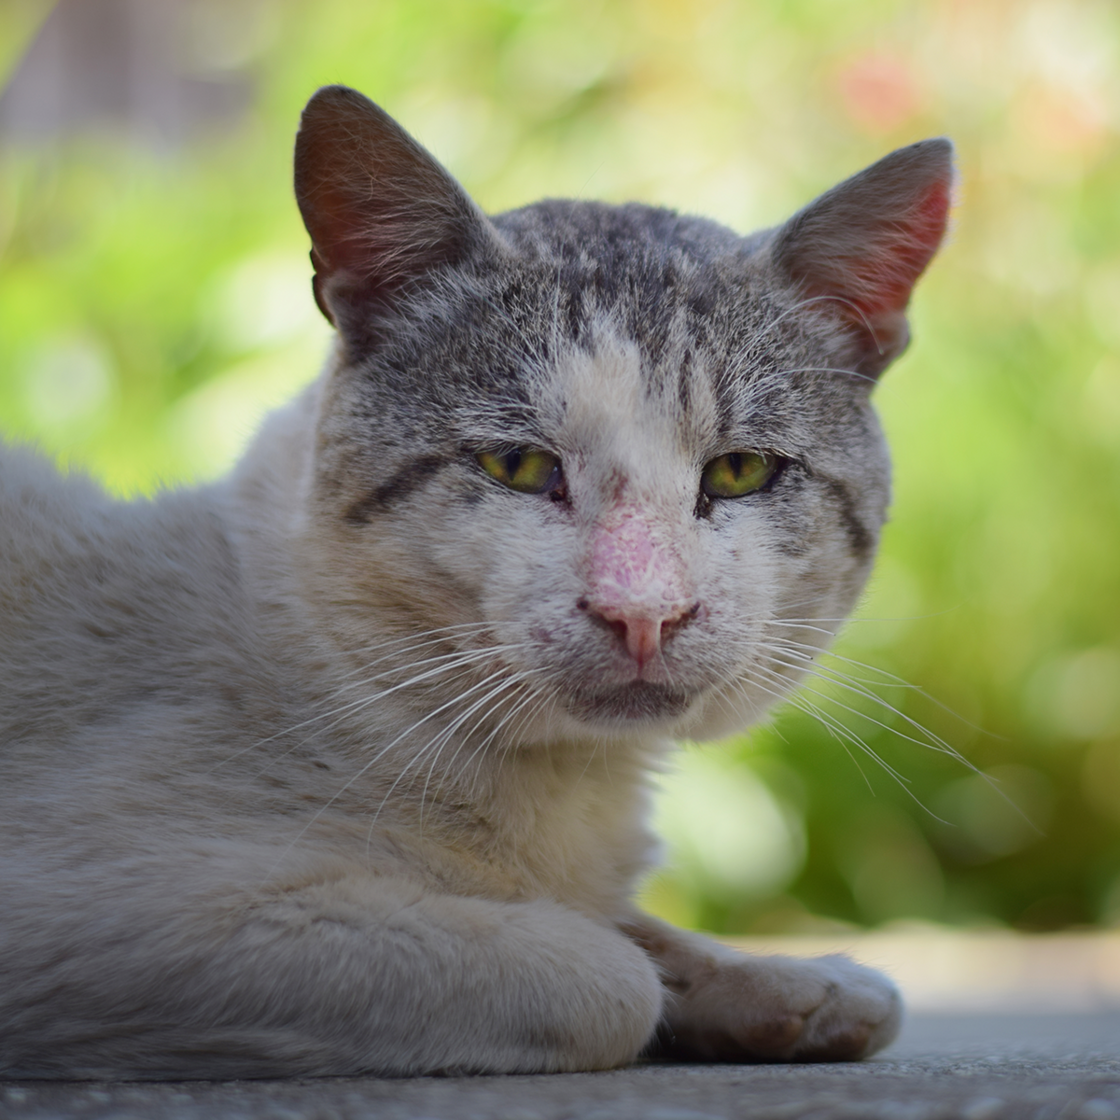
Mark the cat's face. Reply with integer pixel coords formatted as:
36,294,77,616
292,87,950,746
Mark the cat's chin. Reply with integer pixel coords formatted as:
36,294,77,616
564,681,696,727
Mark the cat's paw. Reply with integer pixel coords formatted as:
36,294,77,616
657,949,902,1063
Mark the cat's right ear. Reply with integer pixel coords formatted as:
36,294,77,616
294,86,495,343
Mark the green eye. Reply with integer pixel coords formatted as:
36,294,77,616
701,451,776,499
477,448,562,494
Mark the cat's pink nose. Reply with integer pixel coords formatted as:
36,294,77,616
580,600,699,669
581,504,698,670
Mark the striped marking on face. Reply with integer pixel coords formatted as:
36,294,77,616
345,455,449,522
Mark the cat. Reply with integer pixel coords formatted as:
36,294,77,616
0,85,952,1079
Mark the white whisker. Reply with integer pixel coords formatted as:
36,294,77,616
263,663,538,879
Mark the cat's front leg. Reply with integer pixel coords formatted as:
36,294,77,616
621,915,902,1062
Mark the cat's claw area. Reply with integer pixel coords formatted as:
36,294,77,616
655,952,902,1063
626,921,902,1064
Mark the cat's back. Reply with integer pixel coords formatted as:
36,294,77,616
0,443,277,759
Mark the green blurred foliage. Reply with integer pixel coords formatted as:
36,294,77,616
2,0,1119,932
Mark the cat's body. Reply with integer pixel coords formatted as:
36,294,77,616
0,87,952,1078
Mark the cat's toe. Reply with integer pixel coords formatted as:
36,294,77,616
654,946,903,1064
787,954,903,1061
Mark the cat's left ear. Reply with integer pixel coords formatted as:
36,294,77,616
766,139,954,378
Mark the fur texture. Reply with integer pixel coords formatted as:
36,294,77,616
0,86,952,1078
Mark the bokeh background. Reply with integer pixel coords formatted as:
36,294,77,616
1,0,1118,935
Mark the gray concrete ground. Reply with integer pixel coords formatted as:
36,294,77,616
2,1012,1119,1120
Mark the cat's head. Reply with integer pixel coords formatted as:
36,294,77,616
290,86,951,745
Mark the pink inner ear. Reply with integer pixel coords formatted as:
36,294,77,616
300,168,368,277
912,178,953,250
858,177,952,318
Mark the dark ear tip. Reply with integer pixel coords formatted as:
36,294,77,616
908,136,954,156
916,136,954,165
299,85,387,130
887,137,956,183
305,84,367,106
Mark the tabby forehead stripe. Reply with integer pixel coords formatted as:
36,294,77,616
346,455,450,522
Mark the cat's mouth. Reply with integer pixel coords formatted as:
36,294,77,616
564,681,695,725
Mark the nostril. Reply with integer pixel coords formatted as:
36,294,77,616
606,618,628,644
580,601,627,641
577,597,702,668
